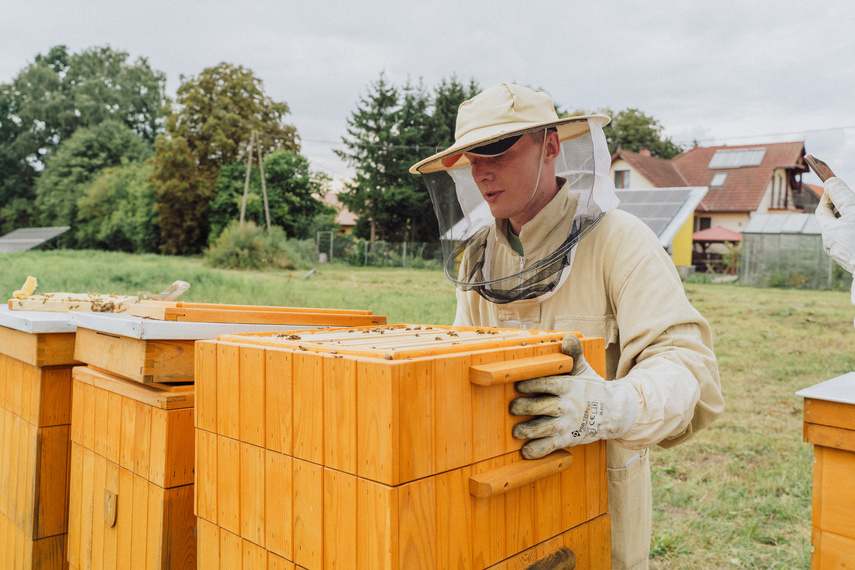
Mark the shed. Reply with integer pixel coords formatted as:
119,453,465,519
740,213,845,289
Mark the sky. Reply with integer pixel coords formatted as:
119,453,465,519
3,0,855,188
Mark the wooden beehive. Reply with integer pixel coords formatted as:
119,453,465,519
67,366,196,570
0,307,77,570
195,325,611,569
798,373,855,569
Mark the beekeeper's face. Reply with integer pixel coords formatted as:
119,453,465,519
465,131,560,230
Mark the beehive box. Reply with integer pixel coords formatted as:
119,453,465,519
67,366,196,570
798,373,855,569
71,304,386,384
195,325,611,569
0,307,77,570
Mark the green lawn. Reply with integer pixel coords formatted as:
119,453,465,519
4,250,854,569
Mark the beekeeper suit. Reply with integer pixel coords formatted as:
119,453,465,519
411,83,723,570
816,176,855,306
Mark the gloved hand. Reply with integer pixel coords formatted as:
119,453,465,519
510,334,639,459
816,177,855,276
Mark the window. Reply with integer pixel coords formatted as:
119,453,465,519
694,216,712,232
710,172,728,187
614,170,630,189
708,148,766,169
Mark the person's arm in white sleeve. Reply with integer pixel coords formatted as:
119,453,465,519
815,177,855,304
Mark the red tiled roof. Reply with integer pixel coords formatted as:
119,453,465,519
612,150,688,187
805,183,824,198
671,142,807,213
692,226,742,242
612,142,809,214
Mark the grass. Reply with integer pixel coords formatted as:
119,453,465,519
4,250,854,568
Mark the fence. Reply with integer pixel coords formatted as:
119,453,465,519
316,232,443,268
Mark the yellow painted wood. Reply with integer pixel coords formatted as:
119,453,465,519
264,349,292,455
805,398,855,432
323,355,357,474
194,341,218,434
264,450,292,561
292,351,324,465
323,467,357,570
239,347,266,448
239,442,265,548
292,458,322,569
434,353,472,474
127,303,386,327
74,328,195,384
216,344,240,440
216,436,240,536
468,449,572,498
194,428,218,525
0,326,78,368
469,353,574,386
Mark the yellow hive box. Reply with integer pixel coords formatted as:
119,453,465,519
195,325,611,570
0,309,78,570
799,374,855,569
67,366,196,570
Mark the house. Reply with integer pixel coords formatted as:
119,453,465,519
610,142,817,272
610,142,815,233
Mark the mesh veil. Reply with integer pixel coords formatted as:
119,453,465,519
419,117,618,304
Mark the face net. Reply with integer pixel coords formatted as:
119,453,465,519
419,118,618,304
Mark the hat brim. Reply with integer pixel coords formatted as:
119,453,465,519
410,114,610,174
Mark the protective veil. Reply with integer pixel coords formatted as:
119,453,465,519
413,117,619,304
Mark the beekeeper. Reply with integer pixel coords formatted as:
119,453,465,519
410,83,724,570
816,176,855,305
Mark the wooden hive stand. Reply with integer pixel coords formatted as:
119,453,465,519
195,325,612,569
798,372,855,569
0,307,78,570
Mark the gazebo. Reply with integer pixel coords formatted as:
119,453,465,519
692,226,743,273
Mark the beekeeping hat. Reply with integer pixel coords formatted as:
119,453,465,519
411,83,619,304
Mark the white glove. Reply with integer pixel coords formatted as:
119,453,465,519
816,177,855,304
510,334,639,459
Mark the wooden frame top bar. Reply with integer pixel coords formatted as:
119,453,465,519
217,324,573,361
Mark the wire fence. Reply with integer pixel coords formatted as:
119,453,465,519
316,232,444,269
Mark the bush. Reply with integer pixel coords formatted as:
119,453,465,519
204,221,308,270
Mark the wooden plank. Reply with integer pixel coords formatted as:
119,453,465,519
217,436,241,535
292,351,324,465
127,304,386,327
67,443,83,567
90,453,106,570
72,366,193,410
323,468,357,570
105,392,123,465
357,358,398,485
115,467,134,570
102,461,120,570
264,450,292,560
469,353,574,386
292,458,322,569
265,349,292,455
243,538,267,570
130,474,149,570
805,398,855,432
239,346,266,447
398,475,436,570
502,452,536,559
195,341,218,434
218,527,242,570
434,353,472,473
0,327,78,368
397,359,435,483
10,294,137,313
435,464,472,569
196,517,220,570
163,484,196,570
194,428,218,524
812,528,855,570
468,450,572,498
35,424,71,539
470,350,508,463
357,478,398,570
805,424,855,454
132,400,152,482
324,355,357,473
240,442,265,548
816,446,855,539
471,455,506,569
216,344,241,440
164,408,195,489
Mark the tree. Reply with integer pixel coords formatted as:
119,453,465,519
76,161,159,253
600,108,684,159
151,62,299,254
335,73,401,245
0,44,166,232
207,149,334,240
336,74,478,245
34,120,152,245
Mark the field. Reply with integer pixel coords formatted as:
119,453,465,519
3,250,855,569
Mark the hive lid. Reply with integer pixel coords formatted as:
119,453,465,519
216,324,570,360
0,305,77,333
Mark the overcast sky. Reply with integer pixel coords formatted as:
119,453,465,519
3,0,855,187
